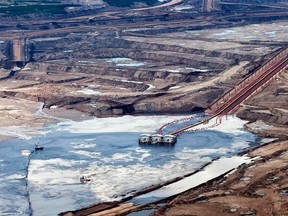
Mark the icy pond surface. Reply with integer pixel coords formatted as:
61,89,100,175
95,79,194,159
0,114,259,215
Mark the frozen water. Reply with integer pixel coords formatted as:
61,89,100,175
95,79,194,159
169,86,182,90
119,79,143,84
214,29,236,36
0,114,258,215
0,138,32,215
167,69,181,73
185,67,209,72
132,156,253,204
76,88,101,95
106,58,145,67
117,63,145,67
146,84,156,91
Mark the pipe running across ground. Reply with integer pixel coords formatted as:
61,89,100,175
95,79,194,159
155,51,288,137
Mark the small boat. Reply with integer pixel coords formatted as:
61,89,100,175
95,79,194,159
35,144,44,151
80,176,91,183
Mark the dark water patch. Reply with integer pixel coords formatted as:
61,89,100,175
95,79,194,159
127,209,154,216
104,0,158,7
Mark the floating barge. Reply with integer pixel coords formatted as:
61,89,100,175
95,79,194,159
35,144,44,151
138,134,177,145
80,176,91,184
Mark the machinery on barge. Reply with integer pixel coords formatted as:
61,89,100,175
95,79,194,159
138,134,177,145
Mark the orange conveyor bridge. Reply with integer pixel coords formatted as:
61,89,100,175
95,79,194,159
158,48,288,137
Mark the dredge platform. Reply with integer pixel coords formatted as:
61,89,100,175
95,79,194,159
138,134,177,145
138,47,288,146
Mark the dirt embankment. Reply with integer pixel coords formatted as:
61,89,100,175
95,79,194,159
0,29,259,118
147,60,288,216
150,140,288,216
237,68,288,139
56,59,288,216
1,2,287,119
0,1,287,215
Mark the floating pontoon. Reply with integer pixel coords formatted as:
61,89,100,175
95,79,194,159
138,134,177,145
163,134,177,145
151,134,164,144
138,134,151,144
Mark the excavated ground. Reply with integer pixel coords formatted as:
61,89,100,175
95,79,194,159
0,0,288,215
149,140,288,216
1,18,287,140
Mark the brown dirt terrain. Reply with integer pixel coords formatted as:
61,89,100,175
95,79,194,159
238,69,288,139
0,0,288,215
150,140,288,216
139,57,288,216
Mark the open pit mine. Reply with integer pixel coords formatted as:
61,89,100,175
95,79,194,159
0,0,288,215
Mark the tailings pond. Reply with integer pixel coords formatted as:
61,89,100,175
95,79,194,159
0,114,262,215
